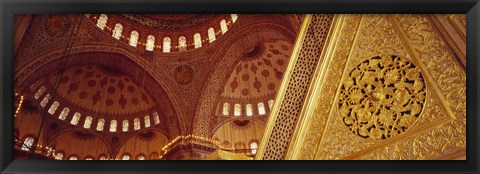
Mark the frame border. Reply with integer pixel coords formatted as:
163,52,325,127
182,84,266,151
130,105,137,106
1,0,479,174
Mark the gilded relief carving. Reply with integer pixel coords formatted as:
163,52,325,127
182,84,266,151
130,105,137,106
292,14,465,160
338,55,426,140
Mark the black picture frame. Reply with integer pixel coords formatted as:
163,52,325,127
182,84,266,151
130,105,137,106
1,0,479,174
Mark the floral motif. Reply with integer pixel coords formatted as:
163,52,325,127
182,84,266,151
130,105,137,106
338,55,426,140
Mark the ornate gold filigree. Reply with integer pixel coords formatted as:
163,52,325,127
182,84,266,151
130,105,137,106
338,55,426,140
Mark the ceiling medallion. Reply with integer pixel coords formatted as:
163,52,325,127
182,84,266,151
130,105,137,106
338,55,426,140
174,65,194,85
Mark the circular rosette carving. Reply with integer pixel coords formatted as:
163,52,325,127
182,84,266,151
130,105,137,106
338,55,426,140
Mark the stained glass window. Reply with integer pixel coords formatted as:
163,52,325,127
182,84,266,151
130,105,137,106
55,153,64,160
34,86,46,99
231,14,238,23
146,35,155,51
163,37,171,52
122,154,130,160
220,19,228,34
246,104,253,116
153,112,160,125
99,156,106,160
58,107,70,120
21,137,34,151
40,94,51,108
208,27,216,43
109,120,117,132
144,115,151,128
194,33,202,48
129,30,139,47
122,120,129,132
96,14,108,30
223,103,230,116
84,116,92,129
48,101,59,115
97,118,105,131
70,112,81,125
112,23,123,39
234,104,241,116
69,156,78,160
137,155,145,160
258,102,266,115
134,118,140,130
250,142,258,154
178,36,187,52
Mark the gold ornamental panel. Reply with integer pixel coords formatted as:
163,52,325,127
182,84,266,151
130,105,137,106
338,55,426,140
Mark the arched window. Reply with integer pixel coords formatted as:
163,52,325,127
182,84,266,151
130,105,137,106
268,100,274,110
69,156,78,160
40,94,51,108
246,104,253,116
129,30,139,47
55,153,64,160
85,157,93,160
21,137,34,151
146,34,155,51
208,27,216,43
194,33,202,48
48,101,60,115
96,14,108,30
46,148,52,156
258,102,266,115
122,120,129,132
153,112,160,125
231,14,238,23
234,104,241,116
220,19,228,34
99,156,106,160
250,142,258,155
83,116,93,129
122,154,130,160
137,155,145,160
144,115,151,128
109,120,117,132
134,118,140,130
112,23,123,39
222,103,230,116
96,118,105,131
163,37,171,52
70,112,81,125
34,86,46,99
58,107,70,120
178,36,187,52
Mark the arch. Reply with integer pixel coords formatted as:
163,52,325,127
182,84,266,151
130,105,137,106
208,27,216,43
129,30,139,47
46,129,111,160
163,37,171,52
68,156,78,160
220,19,228,34
96,14,108,30
16,50,184,136
136,153,146,160
54,151,64,160
212,119,266,146
121,153,131,160
193,33,202,48
114,130,169,160
178,36,187,52
112,23,123,40
146,35,155,51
